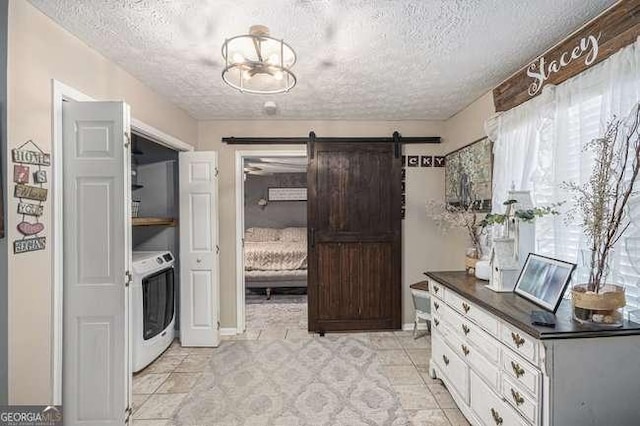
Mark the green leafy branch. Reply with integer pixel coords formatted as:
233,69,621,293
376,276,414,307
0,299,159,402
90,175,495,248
478,199,562,228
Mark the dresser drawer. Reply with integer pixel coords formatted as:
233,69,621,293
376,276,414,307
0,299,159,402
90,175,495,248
431,313,450,337
451,332,500,391
501,349,540,397
431,297,445,317
466,320,500,363
429,280,444,300
501,324,537,364
502,376,539,425
433,335,469,403
445,291,499,335
470,372,529,426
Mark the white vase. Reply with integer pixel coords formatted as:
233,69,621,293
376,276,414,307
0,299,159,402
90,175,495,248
475,260,490,280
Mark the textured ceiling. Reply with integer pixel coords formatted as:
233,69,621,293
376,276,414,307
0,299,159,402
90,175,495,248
30,0,616,120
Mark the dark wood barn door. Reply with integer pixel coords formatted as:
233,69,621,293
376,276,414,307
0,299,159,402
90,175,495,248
307,141,401,332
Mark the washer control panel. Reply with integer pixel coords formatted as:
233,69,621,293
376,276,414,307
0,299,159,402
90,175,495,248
132,251,175,276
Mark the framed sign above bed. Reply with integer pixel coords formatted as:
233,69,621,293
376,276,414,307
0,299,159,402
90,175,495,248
268,187,307,201
445,137,493,212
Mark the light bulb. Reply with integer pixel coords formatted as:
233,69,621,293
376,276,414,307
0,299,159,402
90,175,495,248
274,71,283,80
232,52,245,63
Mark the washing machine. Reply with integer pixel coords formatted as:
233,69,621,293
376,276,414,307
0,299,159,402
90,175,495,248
131,251,176,372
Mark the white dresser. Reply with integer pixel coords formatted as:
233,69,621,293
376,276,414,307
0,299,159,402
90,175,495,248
426,271,640,426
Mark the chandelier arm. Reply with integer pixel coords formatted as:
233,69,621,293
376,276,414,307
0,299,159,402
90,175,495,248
252,37,263,62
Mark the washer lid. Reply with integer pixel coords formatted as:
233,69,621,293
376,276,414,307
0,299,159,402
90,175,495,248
132,251,173,264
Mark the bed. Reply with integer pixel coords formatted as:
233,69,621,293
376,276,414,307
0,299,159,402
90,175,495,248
244,227,307,298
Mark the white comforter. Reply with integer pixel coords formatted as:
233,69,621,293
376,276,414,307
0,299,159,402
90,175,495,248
244,241,307,271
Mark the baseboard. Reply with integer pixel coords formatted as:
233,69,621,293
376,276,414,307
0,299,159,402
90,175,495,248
220,327,237,336
402,322,429,331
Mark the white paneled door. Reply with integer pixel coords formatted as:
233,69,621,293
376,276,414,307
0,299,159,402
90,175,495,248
179,152,220,346
62,102,132,424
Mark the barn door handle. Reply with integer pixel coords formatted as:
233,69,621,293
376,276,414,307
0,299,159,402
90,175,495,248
310,228,316,248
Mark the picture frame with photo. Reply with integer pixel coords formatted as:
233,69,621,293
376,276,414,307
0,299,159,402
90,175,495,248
514,253,576,312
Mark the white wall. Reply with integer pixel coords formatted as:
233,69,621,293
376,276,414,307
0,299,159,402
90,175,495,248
6,0,197,403
244,173,307,229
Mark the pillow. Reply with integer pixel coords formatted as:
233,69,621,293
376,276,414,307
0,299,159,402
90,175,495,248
279,227,307,242
244,227,281,242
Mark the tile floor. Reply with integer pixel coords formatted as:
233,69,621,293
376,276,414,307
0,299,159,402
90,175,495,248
132,294,468,425
132,331,468,425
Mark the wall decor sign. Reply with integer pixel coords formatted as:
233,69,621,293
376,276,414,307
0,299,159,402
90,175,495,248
34,170,47,184
526,33,600,96
401,163,406,220
268,187,307,201
14,184,48,201
433,156,445,168
12,148,51,166
17,202,43,217
12,139,49,254
494,0,640,112
445,137,492,212
17,221,45,236
14,237,46,254
13,165,30,184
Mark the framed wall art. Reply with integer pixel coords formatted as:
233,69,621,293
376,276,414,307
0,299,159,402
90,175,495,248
268,187,307,201
445,137,493,212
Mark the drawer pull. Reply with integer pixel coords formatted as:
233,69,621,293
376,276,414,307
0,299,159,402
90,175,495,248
442,355,450,366
434,318,440,327
433,285,439,294
434,301,440,311
511,388,525,406
490,408,503,425
511,361,525,378
462,302,470,313
461,344,469,356
462,324,470,335
511,332,526,348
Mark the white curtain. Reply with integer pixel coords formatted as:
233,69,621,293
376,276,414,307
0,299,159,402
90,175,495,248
488,37,640,309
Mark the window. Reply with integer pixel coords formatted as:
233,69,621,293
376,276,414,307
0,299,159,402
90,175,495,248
490,37,640,312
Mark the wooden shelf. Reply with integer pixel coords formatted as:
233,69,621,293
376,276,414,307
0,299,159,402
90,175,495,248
132,217,177,227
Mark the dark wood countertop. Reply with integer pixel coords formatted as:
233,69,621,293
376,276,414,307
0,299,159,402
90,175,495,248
424,271,640,340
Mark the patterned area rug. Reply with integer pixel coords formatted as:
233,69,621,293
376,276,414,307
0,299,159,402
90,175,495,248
246,296,308,330
172,335,409,425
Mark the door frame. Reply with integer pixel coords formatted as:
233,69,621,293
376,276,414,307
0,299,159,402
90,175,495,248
51,79,194,403
234,149,307,334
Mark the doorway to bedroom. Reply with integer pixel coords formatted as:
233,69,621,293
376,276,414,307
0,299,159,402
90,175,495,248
236,151,309,337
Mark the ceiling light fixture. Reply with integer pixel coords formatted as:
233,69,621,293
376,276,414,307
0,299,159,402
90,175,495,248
221,25,297,94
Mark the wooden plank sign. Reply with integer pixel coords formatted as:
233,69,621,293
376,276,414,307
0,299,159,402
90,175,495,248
14,184,48,201
494,0,640,112
14,237,46,254
12,148,51,166
17,202,44,217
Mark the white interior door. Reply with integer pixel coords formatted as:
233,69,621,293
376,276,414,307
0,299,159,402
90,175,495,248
62,101,132,425
179,151,220,346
